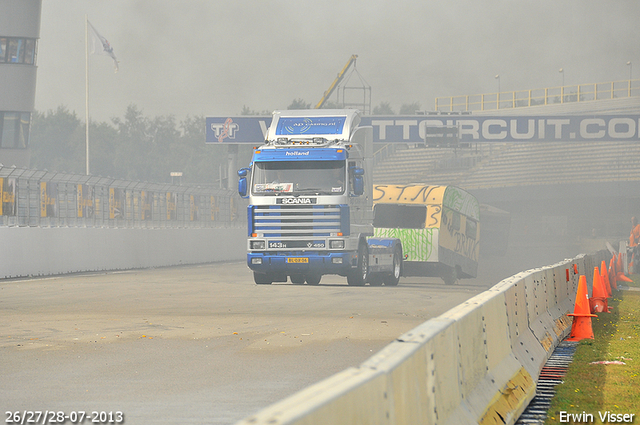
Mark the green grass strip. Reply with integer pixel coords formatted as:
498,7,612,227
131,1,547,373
545,274,640,424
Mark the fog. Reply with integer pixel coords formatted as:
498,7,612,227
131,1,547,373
35,0,640,122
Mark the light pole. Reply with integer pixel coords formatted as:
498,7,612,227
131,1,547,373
495,74,500,109
559,68,564,103
628,61,633,97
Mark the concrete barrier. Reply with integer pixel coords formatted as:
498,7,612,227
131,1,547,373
236,250,609,425
0,226,246,278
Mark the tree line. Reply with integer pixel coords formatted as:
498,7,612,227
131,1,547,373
29,104,240,186
29,100,421,184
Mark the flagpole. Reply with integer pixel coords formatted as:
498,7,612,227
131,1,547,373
85,14,90,175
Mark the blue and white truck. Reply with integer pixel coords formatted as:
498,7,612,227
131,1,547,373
237,109,402,286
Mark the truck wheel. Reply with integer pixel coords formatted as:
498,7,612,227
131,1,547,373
347,243,369,286
305,274,321,285
383,247,402,286
254,272,273,285
441,265,457,285
290,274,305,285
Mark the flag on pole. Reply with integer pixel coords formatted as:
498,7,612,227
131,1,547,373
87,20,119,72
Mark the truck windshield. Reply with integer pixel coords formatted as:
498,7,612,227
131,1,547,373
252,160,346,195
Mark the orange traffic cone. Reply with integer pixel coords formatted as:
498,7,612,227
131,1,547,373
609,257,618,290
618,253,624,275
600,260,612,298
568,275,597,341
618,273,633,283
590,267,609,313
616,252,633,283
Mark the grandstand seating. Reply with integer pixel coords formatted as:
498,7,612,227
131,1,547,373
373,143,507,186
460,141,640,190
373,98,640,190
373,140,640,190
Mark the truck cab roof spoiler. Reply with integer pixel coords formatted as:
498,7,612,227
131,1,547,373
265,109,362,144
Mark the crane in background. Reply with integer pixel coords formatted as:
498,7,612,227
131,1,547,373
315,55,359,110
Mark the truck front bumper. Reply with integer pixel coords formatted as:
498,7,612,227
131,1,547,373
247,251,355,276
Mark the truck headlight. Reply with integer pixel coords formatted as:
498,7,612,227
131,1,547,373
330,240,345,249
250,240,266,250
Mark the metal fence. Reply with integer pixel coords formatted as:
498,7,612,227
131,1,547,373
0,165,247,228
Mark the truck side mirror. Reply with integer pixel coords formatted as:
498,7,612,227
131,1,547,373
238,168,250,198
352,167,364,196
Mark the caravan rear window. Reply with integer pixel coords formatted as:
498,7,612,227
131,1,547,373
466,219,477,240
374,204,426,229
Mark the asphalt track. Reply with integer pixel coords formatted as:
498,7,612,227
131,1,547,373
1,261,507,425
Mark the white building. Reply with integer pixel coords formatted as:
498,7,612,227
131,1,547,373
0,0,41,168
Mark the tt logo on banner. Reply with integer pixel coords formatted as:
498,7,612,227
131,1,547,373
210,118,239,142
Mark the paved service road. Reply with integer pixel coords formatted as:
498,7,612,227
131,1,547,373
1,262,494,425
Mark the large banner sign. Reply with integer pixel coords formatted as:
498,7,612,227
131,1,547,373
206,115,640,144
206,117,269,144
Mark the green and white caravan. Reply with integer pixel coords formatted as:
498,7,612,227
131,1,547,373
372,184,480,284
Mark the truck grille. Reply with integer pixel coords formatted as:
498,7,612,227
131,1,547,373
254,205,343,237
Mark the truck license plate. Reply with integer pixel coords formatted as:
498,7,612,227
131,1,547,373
287,258,309,263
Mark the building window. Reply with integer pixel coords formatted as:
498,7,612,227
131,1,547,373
0,112,31,148
24,39,36,65
0,37,37,65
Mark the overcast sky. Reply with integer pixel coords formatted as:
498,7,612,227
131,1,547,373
34,0,640,123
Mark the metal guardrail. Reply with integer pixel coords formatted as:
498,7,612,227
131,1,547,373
0,165,246,228
436,78,640,112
